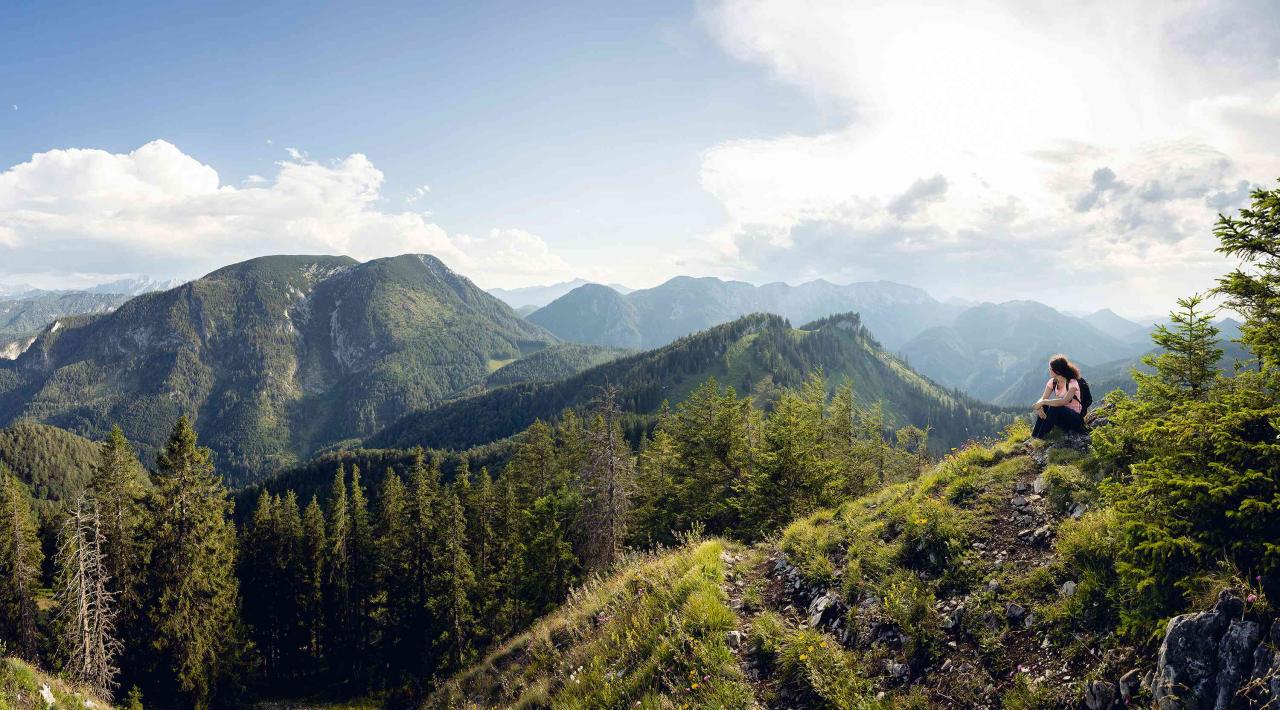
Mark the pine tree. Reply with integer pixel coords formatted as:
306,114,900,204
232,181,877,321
147,416,241,709
0,468,43,661
347,465,375,678
465,467,498,636
1214,179,1280,374
855,402,890,488
890,425,931,483
490,468,529,636
555,411,589,486
1091,183,1280,636
750,376,828,534
271,491,306,681
406,449,442,673
579,384,635,573
1144,293,1223,398
55,496,121,700
507,419,558,500
240,491,279,675
300,495,327,664
431,484,475,671
630,408,679,547
323,465,352,676
825,382,877,498
375,469,413,672
663,379,747,535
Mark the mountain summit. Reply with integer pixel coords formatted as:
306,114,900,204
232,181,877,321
0,253,556,481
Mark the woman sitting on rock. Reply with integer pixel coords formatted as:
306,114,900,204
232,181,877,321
1032,354,1085,438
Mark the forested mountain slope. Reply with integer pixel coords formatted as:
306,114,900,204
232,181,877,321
531,276,960,351
0,253,558,483
370,312,1014,454
0,291,132,342
0,421,101,504
481,342,629,388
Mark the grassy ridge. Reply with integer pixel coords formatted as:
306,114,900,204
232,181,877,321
0,657,114,710
427,539,755,709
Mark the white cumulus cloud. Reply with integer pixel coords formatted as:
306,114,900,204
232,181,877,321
0,140,568,288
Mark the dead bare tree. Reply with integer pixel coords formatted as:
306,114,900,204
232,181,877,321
579,382,635,573
56,496,121,700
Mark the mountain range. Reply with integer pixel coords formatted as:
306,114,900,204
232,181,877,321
517,276,1177,406
0,254,561,482
0,254,1204,483
0,277,180,360
526,276,959,351
897,300,1152,404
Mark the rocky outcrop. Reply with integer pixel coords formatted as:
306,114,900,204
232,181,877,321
1152,590,1277,709
1244,620,1280,708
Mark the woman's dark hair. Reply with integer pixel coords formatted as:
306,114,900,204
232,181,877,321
1049,354,1080,380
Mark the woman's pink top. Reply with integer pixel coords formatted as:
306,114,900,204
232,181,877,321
1048,378,1082,413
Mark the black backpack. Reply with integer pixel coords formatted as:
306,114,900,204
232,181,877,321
1075,377,1093,416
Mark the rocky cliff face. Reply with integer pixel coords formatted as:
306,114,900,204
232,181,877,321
1153,590,1278,709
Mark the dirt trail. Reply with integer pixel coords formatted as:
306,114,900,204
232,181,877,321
722,547,783,709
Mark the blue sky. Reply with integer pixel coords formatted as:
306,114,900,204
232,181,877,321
2,1,1279,314
1,1,836,281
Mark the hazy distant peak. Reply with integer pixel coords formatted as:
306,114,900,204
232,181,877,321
85,276,184,295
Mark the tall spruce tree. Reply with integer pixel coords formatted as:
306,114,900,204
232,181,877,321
241,491,278,674
406,449,442,674
0,468,43,661
323,466,353,676
147,416,241,709
300,495,327,664
432,484,475,671
271,491,305,681
630,406,680,547
465,466,498,637
490,467,530,636
347,465,375,678
375,469,413,674
1215,179,1280,374
508,423,580,617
